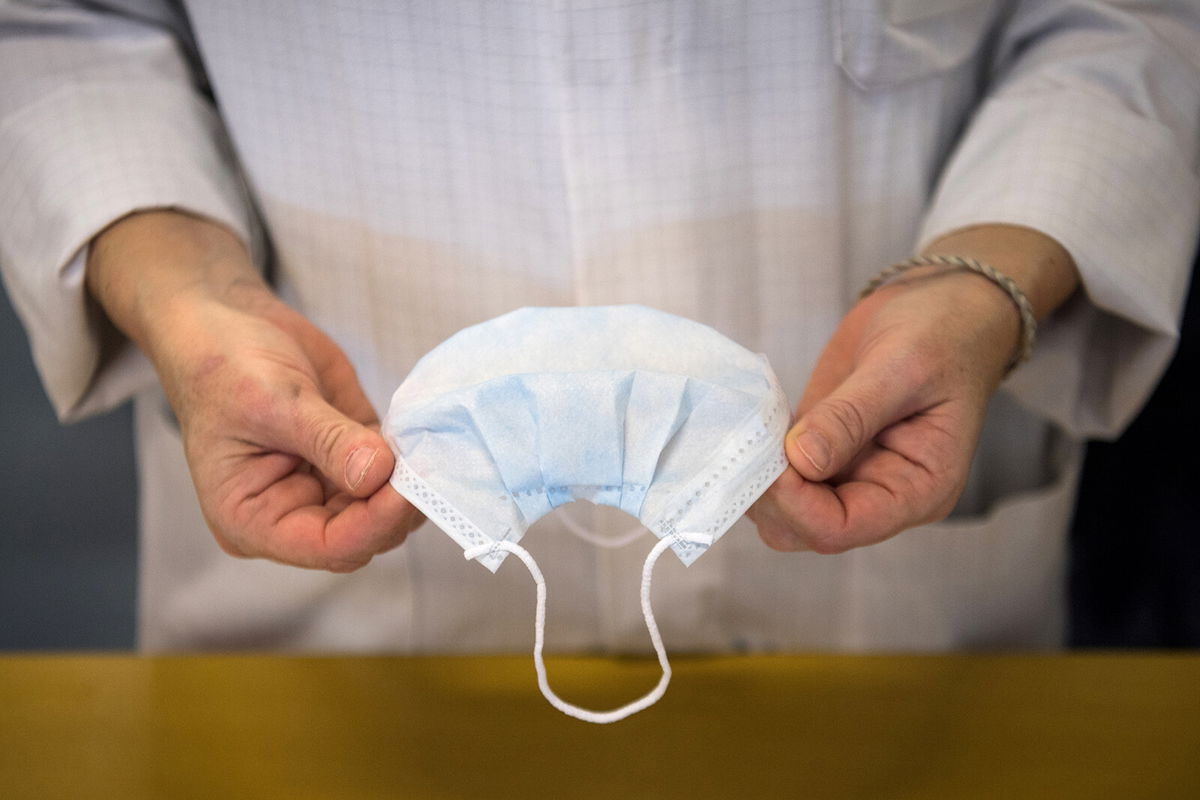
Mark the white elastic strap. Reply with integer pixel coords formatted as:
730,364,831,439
464,532,714,724
555,507,647,549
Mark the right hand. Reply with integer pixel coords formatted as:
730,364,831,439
87,210,422,571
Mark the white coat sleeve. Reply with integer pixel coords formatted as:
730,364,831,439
918,0,1200,439
0,0,258,422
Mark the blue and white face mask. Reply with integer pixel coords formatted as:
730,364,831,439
383,305,789,722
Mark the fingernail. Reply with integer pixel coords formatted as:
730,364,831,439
792,429,830,473
345,447,378,491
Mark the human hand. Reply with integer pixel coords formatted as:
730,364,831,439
87,211,422,571
749,225,1079,553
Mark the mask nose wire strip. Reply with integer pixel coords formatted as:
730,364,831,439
463,532,714,724
555,507,648,549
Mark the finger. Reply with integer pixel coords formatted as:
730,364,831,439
754,445,945,554
319,353,381,428
274,389,397,499
786,363,924,483
244,481,420,571
753,469,905,554
873,408,967,492
277,483,420,571
286,315,381,427
749,467,813,552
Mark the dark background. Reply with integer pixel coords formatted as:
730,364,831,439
1,258,1196,650
1069,253,1200,647
0,284,138,649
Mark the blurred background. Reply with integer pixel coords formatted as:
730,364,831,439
1,261,1197,650
0,285,137,649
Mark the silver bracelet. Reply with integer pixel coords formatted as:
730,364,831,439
859,254,1037,374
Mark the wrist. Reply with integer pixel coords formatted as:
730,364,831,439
919,223,1079,321
864,255,1034,373
869,223,1080,376
85,209,268,353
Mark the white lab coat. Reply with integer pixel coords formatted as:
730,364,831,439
1,1,1197,651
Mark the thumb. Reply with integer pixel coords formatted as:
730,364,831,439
287,391,395,498
787,368,912,482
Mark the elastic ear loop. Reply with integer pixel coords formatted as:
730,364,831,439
555,507,648,548
464,532,714,724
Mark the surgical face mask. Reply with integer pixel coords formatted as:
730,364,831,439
383,305,789,723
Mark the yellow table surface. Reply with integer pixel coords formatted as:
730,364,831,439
1,653,1197,799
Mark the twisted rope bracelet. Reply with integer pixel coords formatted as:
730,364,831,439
859,254,1037,375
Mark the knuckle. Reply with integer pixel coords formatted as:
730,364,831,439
898,344,942,381
200,497,242,554
322,533,380,570
325,557,371,573
926,503,954,525
324,355,361,389
820,396,869,449
923,484,964,525
304,413,348,467
756,522,802,552
214,537,250,559
764,512,850,555
234,376,286,432
806,531,850,556
320,524,390,571
206,517,251,558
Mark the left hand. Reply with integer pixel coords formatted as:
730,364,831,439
748,224,1079,554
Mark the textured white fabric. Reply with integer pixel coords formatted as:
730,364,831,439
0,0,258,420
2,0,1198,652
